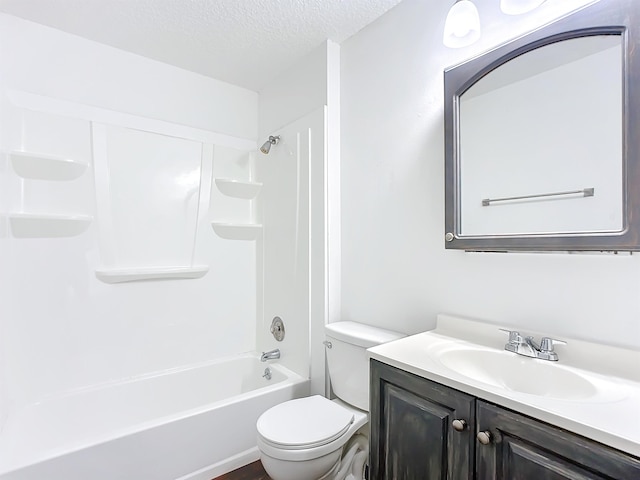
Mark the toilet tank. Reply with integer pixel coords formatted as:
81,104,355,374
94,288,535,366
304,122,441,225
325,321,405,411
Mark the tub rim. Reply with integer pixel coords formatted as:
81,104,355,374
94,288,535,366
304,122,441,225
0,352,307,476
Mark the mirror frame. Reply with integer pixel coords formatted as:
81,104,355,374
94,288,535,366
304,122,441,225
444,0,640,251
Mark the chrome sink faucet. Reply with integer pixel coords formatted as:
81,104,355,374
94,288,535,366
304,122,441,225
500,329,566,361
260,348,280,362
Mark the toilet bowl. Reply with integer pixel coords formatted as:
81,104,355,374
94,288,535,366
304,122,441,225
256,322,405,480
257,397,367,480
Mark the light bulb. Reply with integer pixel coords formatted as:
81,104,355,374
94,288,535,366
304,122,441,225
443,1,481,48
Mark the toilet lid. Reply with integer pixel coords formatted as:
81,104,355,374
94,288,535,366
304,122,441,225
257,395,354,449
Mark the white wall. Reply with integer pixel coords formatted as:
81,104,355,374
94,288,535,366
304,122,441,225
340,0,640,349
0,14,259,420
259,43,329,137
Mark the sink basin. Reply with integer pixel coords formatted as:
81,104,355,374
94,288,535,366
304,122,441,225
437,347,598,400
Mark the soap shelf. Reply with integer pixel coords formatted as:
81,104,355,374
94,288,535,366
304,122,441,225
211,222,262,240
9,213,93,238
215,178,262,199
9,151,88,181
95,265,209,284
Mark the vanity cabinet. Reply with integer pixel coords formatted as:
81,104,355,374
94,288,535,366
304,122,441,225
370,360,640,480
475,401,640,479
369,360,475,479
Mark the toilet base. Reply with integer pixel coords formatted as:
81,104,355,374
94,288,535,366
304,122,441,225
260,447,342,480
260,433,369,480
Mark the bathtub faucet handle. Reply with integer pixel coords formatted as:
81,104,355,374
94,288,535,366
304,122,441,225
260,348,281,362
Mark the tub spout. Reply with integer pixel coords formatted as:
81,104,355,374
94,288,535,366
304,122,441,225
260,349,280,362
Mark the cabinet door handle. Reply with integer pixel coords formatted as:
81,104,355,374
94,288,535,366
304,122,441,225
452,419,467,431
477,431,492,445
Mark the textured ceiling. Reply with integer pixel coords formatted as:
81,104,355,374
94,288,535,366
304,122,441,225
0,0,404,91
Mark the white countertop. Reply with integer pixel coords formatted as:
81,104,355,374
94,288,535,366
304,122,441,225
367,314,640,457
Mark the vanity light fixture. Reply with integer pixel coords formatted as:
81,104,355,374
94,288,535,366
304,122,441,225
443,0,547,48
500,0,547,15
443,0,481,48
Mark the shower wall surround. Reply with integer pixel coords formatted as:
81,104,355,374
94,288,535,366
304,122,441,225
0,13,260,427
92,124,206,280
255,107,326,394
257,40,340,396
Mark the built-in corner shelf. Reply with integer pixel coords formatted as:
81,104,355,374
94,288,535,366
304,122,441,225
211,222,262,240
95,265,209,284
214,178,262,199
9,213,93,238
9,151,88,181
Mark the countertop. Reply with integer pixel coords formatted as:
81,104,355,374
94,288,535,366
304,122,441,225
367,314,640,457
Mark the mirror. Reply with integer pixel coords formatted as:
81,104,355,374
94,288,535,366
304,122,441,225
444,0,640,251
460,36,622,237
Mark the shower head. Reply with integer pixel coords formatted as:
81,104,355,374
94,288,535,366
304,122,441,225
260,135,280,154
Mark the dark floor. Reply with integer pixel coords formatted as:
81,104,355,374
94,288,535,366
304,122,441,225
213,460,272,480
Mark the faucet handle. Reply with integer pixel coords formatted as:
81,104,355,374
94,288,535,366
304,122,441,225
540,337,567,353
499,328,523,344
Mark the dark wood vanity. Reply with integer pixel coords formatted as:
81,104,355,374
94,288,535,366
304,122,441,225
369,360,640,480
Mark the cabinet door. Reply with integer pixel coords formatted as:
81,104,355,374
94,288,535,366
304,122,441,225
476,401,640,479
370,360,475,480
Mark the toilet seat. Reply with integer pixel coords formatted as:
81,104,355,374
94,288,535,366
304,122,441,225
257,395,354,449
257,397,367,462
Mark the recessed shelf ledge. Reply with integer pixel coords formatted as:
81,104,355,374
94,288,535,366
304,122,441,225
95,266,209,284
211,222,262,240
9,213,93,238
9,151,88,181
214,178,263,199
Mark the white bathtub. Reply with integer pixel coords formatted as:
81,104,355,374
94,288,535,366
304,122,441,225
0,354,308,480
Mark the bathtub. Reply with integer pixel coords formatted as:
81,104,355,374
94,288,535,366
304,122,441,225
0,354,309,480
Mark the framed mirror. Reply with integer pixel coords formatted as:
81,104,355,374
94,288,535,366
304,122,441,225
444,0,640,251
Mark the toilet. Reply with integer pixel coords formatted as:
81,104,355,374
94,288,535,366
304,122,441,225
256,321,405,480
